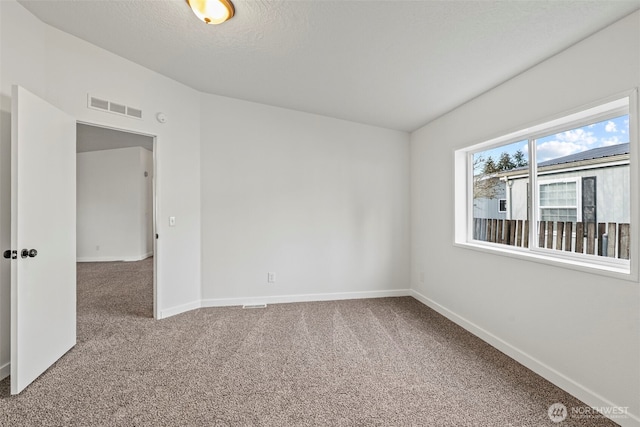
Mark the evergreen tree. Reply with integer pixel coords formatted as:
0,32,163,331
482,156,497,174
474,155,499,200
497,152,515,171
513,149,527,168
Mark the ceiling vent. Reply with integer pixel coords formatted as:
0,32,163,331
88,94,142,120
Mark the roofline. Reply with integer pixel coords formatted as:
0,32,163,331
498,153,629,179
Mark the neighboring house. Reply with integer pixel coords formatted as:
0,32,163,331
473,176,506,220
494,143,629,225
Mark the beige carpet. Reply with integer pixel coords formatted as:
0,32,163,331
0,258,617,426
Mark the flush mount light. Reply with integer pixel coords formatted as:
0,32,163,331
186,0,235,25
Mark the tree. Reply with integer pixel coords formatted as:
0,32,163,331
474,150,525,201
474,155,499,200
497,152,515,171
513,149,527,168
482,156,498,175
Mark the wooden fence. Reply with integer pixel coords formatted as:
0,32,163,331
473,218,630,260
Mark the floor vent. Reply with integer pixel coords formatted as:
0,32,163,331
242,304,267,309
88,94,142,120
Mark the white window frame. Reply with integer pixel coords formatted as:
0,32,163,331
537,177,582,223
455,91,638,280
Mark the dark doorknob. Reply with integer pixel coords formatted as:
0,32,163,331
21,249,37,258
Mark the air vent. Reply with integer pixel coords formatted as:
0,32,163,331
242,304,267,309
87,94,142,120
90,97,109,111
109,102,126,114
127,107,142,119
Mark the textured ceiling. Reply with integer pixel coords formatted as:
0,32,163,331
18,0,640,132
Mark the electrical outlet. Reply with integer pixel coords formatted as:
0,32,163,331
169,216,176,227
267,272,276,283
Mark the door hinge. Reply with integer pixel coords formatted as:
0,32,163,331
3,250,17,260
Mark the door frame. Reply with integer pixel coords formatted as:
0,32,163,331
76,120,159,319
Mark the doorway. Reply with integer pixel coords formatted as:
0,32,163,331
75,123,157,318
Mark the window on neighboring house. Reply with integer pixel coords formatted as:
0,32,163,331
457,93,635,277
538,179,580,223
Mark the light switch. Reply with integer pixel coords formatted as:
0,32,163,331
169,216,176,227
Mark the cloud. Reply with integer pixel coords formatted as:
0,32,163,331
555,128,597,145
503,118,628,164
600,136,622,146
536,140,584,162
534,127,605,162
605,121,617,132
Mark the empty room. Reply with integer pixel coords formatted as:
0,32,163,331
0,0,638,426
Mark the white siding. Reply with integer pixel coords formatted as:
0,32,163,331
508,165,630,223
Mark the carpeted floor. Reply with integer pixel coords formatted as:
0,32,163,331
0,258,618,426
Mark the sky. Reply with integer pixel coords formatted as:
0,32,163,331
475,114,630,167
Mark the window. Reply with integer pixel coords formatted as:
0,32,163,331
539,179,580,223
457,94,636,277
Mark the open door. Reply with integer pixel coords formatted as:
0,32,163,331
10,85,76,394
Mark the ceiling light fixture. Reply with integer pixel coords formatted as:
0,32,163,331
186,0,235,25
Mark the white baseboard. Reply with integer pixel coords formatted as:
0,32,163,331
158,300,201,319
201,289,412,308
159,289,410,320
0,361,9,381
77,252,153,263
410,289,640,427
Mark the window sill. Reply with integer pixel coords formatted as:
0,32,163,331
454,240,637,282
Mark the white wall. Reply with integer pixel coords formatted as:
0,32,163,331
200,94,410,305
77,147,153,262
411,11,640,426
1,0,202,379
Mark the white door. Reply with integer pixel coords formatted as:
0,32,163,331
10,85,76,394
